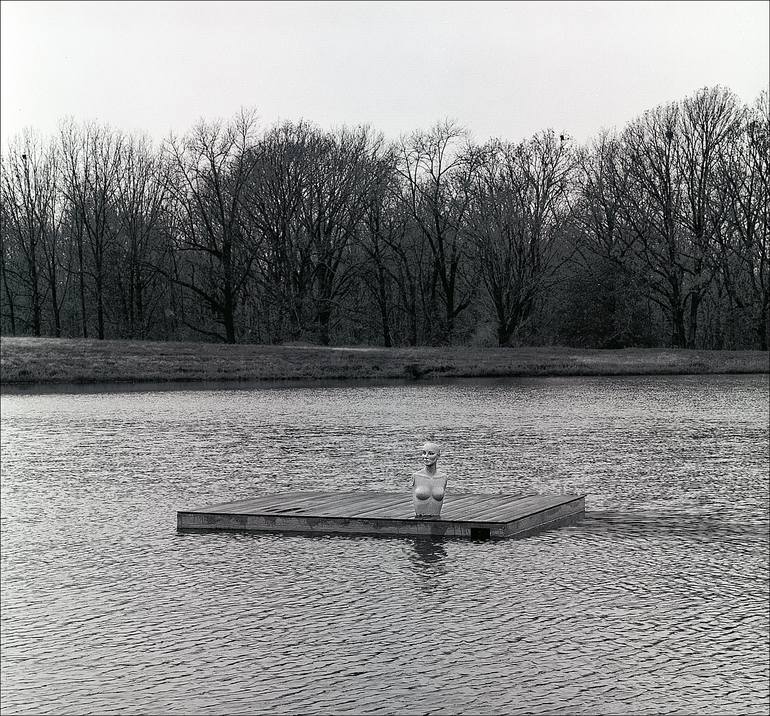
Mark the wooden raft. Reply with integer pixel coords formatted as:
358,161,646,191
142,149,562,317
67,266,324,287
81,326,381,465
177,491,585,539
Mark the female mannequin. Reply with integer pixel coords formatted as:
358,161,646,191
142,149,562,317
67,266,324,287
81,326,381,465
411,441,447,518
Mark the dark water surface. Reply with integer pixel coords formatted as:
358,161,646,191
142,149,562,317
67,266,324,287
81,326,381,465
1,375,768,715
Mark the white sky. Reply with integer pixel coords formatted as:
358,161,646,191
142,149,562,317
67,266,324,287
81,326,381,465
1,0,768,149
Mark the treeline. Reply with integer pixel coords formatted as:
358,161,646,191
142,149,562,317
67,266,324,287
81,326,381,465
1,86,767,349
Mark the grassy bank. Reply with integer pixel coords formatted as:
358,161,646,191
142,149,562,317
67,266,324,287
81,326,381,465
1,337,767,386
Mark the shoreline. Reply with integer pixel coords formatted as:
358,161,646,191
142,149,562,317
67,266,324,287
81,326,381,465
3,373,768,398
1,337,768,387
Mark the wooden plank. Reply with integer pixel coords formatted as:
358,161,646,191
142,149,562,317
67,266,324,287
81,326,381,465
196,493,581,524
270,493,398,518
265,492,360,511
344,495,414,518
350,505,417,520
225,495,307,513
505,499,585,537
461,501,523,521
440,494,516,521
190,495,286,513
506,498,583,529
234,491,363,515
438,493,530,521
440,493,485,506
303,493,394,518
467,494,563,521
441,493,503,511
374,494,583,526
177,491,586,540
200,491,533,519
351,493,521,521
441,493,506,515
226,495,554,523
179,511,477,538
223,492,400,519
194,491,324,513
466,495,558,522
502,495,584,522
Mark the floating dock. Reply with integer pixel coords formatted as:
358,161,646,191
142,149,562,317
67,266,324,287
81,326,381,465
177,491,585,540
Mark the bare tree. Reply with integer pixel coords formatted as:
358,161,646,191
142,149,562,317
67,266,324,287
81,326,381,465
397,120,481,343
468,131,578,345
0,195,18,334
359,149,417,346
164,109,260,343
715,91,770,348
0,132,51,335
676,86,743,343
576,131,629,266
620,102,693,346
618,89,749,347
300,125,391,345
59,121,125,339
572,130,653,345
0,85,765,350
36,141,69,337
114,134,171,338
242,121,314,342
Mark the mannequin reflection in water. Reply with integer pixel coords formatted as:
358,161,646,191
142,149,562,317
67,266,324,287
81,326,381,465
411,442,447,518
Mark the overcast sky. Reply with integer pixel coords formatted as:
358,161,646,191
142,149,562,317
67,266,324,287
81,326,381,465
1,0,768,148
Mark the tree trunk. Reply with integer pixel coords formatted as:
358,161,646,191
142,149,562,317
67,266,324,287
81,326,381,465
688,292,701,347
377,266,392,347
317,304,332,345
758,300,769,352
671,304,687,348
96,274,105,340
136,273,144,339
408,284,418,346
29,234,41,336
1,269,16,335
77,233,88,338
223,287,236,343
50,270,61,337
380,303,392,347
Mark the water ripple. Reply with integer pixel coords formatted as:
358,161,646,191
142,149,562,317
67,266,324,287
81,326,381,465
1,375,768,715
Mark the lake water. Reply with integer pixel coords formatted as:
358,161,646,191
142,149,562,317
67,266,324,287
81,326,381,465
1,375,768,715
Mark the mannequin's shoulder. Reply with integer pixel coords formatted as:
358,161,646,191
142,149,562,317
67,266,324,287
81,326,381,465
413,469,447,481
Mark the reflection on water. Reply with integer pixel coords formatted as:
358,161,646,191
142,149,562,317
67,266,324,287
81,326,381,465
408,538,449,579
410,538,448,563
1,374,768,715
